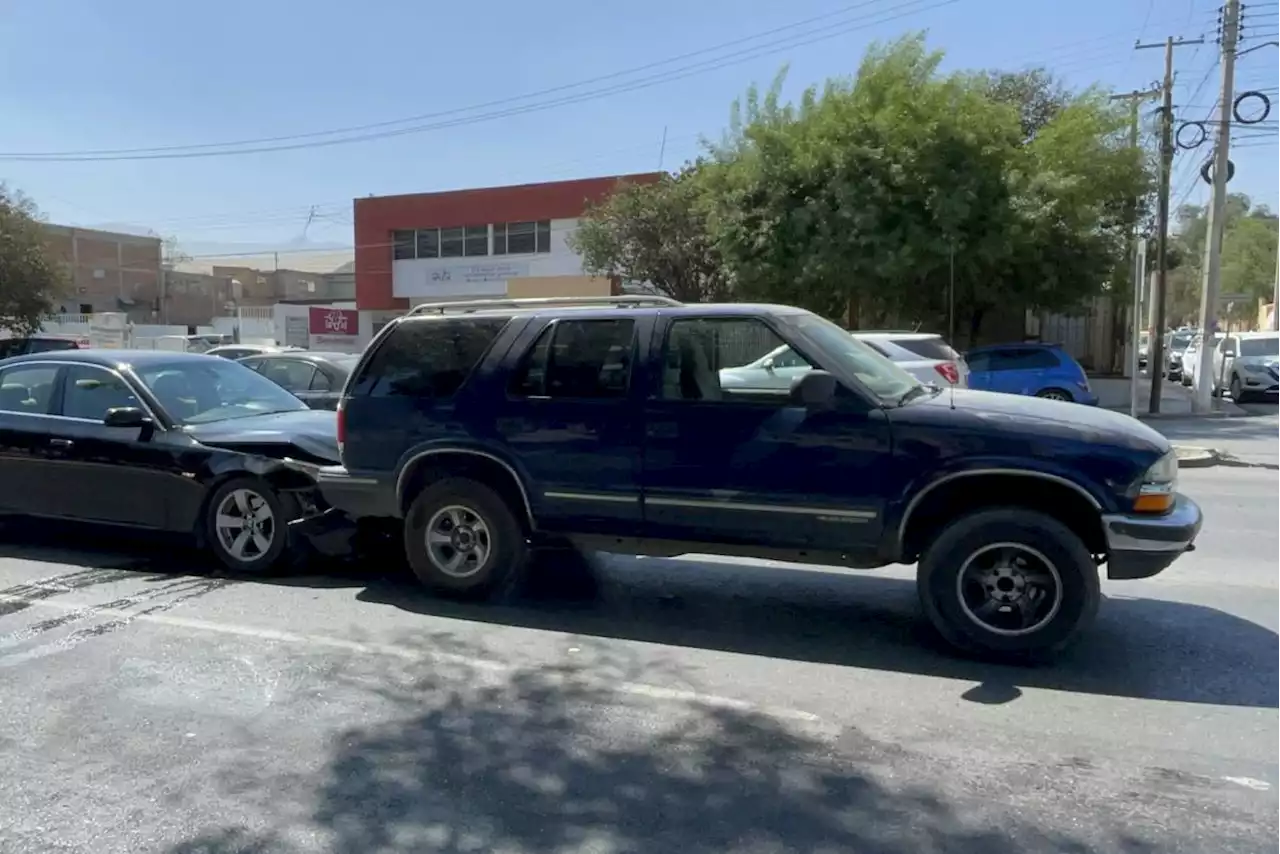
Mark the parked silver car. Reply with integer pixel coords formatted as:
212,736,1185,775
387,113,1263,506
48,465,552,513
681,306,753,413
851,331,969,387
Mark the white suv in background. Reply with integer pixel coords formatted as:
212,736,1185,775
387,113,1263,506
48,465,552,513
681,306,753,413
852,331,970,388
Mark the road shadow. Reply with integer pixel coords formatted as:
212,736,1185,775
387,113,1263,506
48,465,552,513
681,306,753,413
157,637,1185,854
2,521,1274,711
355,553,1279,710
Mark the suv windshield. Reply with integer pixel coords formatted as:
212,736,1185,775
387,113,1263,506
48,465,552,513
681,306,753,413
135,358,308,424
781,313,922,403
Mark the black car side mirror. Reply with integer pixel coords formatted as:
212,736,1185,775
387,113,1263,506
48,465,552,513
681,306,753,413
103,406,153,429
789,370,838,409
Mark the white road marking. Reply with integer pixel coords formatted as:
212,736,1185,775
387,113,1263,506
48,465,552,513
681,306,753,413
1221,776,1272,791
0,592,822,724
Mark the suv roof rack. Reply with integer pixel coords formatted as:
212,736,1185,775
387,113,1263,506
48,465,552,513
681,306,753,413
407,295,681,317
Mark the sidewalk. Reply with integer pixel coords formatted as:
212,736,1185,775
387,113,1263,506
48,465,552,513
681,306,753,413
1090,376,1248,418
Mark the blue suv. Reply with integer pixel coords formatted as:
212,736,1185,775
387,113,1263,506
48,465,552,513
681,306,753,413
965,343,1097,405
318,296,1201,662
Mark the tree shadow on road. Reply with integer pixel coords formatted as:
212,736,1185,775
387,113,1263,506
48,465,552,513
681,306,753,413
159,638,1170,854
356,554,1279,710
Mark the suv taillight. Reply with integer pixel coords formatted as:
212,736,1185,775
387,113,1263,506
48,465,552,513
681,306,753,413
336,400,345,452
935,362,960,385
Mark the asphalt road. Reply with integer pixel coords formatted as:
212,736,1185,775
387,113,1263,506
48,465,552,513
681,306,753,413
0,466,1275,854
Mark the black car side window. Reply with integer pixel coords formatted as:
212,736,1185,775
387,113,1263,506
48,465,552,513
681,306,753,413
509,319,635,400
0,365,60,415
261,359,317,393
310,369,333,392
357,317,509,399
60,365,141,421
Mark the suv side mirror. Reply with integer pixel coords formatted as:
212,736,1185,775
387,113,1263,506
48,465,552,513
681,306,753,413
103,406,152,429
789,370,837,409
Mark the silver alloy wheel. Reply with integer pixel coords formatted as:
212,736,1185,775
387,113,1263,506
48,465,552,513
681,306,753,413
1038,389,1071,401
425,504,493,578
955,542,1063,637
214,488,276,563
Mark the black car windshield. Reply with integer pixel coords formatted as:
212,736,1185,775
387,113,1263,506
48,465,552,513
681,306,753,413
1240,337,1279,358
781,313,922,403
135,358,308,424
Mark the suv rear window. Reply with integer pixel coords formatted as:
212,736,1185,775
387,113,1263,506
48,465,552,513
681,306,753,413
509,319,635,399
894,336,958,361
353,317,508,398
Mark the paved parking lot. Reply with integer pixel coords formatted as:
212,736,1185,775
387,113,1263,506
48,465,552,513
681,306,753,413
0,464,1275,854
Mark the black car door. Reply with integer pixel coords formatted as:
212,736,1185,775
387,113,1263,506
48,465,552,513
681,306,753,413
47,363,182,529
0,362,65,518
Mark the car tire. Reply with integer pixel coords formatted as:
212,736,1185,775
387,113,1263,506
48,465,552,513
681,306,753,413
204,476,294,573
1229,374,1247,403
1035,388,1072,402
403,477,526,599
916,507,1101,663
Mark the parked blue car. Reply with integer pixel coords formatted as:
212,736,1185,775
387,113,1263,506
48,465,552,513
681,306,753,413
965,343,1097,405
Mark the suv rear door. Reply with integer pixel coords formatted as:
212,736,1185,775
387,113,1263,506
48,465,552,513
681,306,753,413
493,316,645,536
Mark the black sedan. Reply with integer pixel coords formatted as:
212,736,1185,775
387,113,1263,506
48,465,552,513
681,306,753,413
238,351,359,410
0,350,351,572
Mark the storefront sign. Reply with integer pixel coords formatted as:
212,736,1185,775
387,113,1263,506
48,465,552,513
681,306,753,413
284,314,310,349
309,307,358,336
393,259,532,298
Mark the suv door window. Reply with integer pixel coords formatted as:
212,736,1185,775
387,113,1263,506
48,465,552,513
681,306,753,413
260,359,317,393
0,365,60,414
61,365,142,420
986,348,1057,371
666,318,811,401
509,319,635,399
357,317,508,398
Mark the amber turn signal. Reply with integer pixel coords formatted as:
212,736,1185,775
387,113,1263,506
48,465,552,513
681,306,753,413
1134,492,1174,513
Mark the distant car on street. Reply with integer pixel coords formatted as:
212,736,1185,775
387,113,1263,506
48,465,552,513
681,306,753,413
239,350,359,410
205,344,298,360
1165,331,1195,382
0,350,347,571
1214,331,1279,402
964,342,1097,404
0,336,83,359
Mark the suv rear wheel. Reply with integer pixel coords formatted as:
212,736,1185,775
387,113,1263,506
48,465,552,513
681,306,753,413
403,477,526,599
916,508,1100,662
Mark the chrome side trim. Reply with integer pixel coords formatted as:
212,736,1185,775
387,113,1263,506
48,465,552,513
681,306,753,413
395,448,535,527
897,468,1102,542
544,490,639,504
645,495,876,520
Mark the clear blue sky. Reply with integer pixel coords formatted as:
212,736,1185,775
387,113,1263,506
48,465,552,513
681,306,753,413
1,0,1276,259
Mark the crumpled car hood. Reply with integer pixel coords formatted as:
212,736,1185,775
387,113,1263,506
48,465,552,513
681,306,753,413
184,409,341,465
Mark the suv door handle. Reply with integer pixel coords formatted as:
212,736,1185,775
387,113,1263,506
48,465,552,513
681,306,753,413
49,438,74,449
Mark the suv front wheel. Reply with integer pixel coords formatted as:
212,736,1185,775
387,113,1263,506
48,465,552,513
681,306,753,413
916,508,1101,662
403,477,527,599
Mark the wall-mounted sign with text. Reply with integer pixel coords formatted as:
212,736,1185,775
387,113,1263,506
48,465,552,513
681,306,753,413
309,307,358,336
392,259,533,298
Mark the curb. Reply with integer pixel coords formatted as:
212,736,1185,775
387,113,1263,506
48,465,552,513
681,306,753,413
1173,446,1219,468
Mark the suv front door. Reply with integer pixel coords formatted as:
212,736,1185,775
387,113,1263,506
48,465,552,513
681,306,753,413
493,317,645,536
640,316,891,554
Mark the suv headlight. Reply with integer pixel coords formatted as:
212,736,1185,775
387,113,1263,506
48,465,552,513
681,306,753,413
1134,449,1177,513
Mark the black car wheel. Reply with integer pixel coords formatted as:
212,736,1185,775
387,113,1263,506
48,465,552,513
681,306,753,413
204,476,293,573
403,477,526,599
1035,388,1072,402
917,508,1101,662
1229,374,1248,403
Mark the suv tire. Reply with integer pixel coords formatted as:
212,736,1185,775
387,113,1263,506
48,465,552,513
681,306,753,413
916,507,1100,662
403,477,526,599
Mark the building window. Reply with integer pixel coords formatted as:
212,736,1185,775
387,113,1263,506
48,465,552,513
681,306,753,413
392,230,416,261
416,228,439,259
494,220,552,256
464,225,489,257
439,227,465,258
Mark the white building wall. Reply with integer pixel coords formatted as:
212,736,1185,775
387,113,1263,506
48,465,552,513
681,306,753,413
391,217,583,301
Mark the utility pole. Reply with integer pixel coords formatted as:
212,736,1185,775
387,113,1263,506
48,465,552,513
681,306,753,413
1136,34,1206,413
1109,87,1160,382
1192,0,1241,413
1272,241,1279,331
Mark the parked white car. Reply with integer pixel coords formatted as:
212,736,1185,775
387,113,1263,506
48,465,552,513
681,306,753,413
718,331,968,391
1182,332,1223,390
851,332,969,387
1214,331,1279,401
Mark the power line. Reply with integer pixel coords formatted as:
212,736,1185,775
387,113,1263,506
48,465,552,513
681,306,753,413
0,0,956,163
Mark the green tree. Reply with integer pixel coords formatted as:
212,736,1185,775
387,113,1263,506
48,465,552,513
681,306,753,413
977,67,1071,141
1168,194,1277,326
704,35,1148,342
0,185,65,334
569,166,732,302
